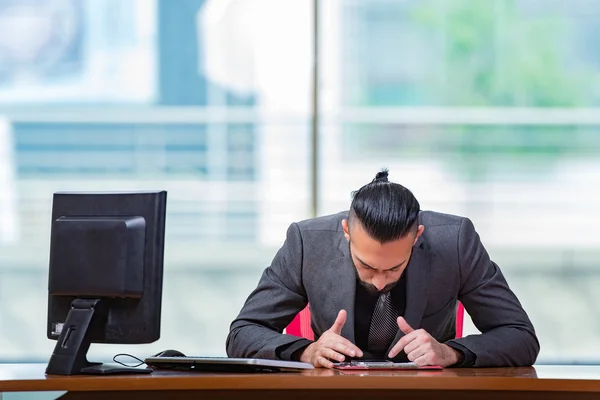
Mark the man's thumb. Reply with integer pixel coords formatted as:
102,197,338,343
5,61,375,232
397,316,415,334
330,309,347,334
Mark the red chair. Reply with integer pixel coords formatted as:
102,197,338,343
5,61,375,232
286,302,465,340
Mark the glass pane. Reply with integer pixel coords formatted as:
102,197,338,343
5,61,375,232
332,0,600,107
319,0,600,363
0,0,311,361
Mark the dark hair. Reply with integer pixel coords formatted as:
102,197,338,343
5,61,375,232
348,168,420,243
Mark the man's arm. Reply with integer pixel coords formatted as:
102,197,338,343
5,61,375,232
226,222,312,360
445,218,540,367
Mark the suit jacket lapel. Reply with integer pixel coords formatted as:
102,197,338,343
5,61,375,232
330,235,356,343
387,235,432,354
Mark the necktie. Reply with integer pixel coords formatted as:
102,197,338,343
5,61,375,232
368,292,399,353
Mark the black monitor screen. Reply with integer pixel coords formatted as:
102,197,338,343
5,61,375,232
45,191,167,375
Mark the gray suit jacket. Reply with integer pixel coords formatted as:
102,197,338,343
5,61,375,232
226,211,540,367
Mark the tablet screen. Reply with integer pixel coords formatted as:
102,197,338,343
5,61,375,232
332,361,442,370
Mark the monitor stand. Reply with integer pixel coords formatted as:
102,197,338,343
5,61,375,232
45,298,152,375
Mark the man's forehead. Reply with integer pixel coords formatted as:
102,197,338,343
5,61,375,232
350,242,412,271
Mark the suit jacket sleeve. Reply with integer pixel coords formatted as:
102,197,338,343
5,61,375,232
226,222,311,360
445,218,540,367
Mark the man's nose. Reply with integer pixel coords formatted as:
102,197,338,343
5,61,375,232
373,275,386,291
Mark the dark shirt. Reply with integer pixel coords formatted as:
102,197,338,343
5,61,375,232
277,274,476,367
354,273,407,360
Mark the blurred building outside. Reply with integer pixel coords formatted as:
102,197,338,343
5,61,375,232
0,0,599,364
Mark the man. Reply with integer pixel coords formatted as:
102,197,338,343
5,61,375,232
226,170,539,368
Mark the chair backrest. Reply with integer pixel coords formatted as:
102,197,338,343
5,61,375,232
286,302,465,340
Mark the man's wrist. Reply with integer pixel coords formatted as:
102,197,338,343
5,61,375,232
277,338,314,361
444,341,477,367
443,344,463,366
298,342,315,363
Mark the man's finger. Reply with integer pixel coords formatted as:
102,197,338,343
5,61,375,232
328,336,363,358
329,341,361,358
388,330,420,358
406,347,427,363
317,356,334,369
403,335,427,355
412,353,431,367
322,348,346,363
397,316,414,334
330,309,347,334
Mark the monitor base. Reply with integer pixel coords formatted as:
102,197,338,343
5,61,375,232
81,363,152,375
46,299,106,375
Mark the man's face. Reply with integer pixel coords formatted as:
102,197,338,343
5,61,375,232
342,219,424,295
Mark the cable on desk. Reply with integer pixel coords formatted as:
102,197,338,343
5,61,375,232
113,353,146,368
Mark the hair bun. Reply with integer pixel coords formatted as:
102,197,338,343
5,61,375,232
374,168,389,182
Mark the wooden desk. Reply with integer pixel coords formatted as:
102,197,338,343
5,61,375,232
2,364,600,399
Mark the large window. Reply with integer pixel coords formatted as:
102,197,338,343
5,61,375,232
1,0,599,364
0,0,311,360
318,0,600,363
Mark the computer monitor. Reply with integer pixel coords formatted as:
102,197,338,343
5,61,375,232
45,191,167,375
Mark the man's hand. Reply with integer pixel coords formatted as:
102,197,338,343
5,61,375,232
299,310,363,368
387,317,461,367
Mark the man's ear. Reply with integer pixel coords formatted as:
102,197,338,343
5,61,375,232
341,219,350,241
413,225,424,245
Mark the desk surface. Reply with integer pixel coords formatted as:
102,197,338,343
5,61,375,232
1,364,600,393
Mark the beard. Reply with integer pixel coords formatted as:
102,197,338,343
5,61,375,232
358,278,398,295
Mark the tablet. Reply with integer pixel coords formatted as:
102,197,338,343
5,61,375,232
332,360,443,370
